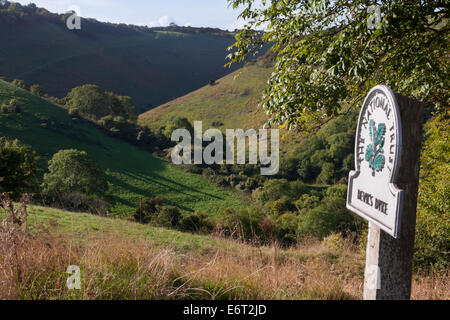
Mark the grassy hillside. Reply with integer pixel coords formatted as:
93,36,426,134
1,203,446,300
0,79,244,217
0,3,241,112
138,62,273,131
138,59,316,159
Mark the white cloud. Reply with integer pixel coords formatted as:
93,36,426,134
148,15,176,28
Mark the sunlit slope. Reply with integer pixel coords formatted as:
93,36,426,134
137,61,311,158
0,80,244,217
138,63,274,131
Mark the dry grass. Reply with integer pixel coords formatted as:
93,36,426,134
1,224,448,300
0,196,448,300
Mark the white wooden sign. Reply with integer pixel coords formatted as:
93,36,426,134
347,85,404,239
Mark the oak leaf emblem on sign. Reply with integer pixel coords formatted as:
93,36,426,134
365,120,386,176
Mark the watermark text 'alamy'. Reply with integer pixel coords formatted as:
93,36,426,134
171,121,279,176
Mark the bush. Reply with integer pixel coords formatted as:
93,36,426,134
276,213,300,245
30,84,43,96
7,99,21,113
1,104,9,114
134,196,164,224
65,85,136,122
288,180,309,199
266,197,294,217
218,206,265,242
56,192,110,216
294,194,320,214
179,211,213,234
325,184,347,199
316,162,335,185
257,179,308,204
256,179,290,203
11,79,28,90
297,198,358,240
162,117,194,141
68,108,80,118
0,137,36,198
154,206,181,228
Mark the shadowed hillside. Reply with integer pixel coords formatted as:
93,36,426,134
0,2,241,112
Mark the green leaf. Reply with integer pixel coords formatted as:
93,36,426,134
365,144,374,161
373,154,385,172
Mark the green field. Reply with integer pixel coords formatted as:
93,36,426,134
0,80,244,217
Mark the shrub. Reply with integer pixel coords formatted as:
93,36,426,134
179,211,213,234
218,206,264,242
294,194,320,214
266,197,294,217
7,99,21,113
316,162,335,185
287,180,309,199
134,196,164,224
65,84,109,120
154,206,181,228
68,108,80,118
162,117,194,141
257,179,290,203
1,104,9,114
297,198,358,240
276,213,300,245
56,192,110,216
11,79,28,90
29,84,43,96
0,137,36,199
325,184,347,199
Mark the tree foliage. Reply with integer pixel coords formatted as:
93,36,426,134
415,112,449,270
227,0,449,130
41,149,108,200
30,84,44,96
65,85,136,121
0,137,37,198
11,79,28,90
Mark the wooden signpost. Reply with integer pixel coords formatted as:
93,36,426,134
347,85,424,300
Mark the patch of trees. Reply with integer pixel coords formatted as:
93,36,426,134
64,84,170,152
0,1,151,36
11,79,28,90
279,112,358,184
132,196,214,234
10,79,45,98
0,2,233,37
65,84,136,121
0,139,110,215
1,98,21,114
134,181,363,247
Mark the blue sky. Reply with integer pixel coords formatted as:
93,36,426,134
15,0,249,30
